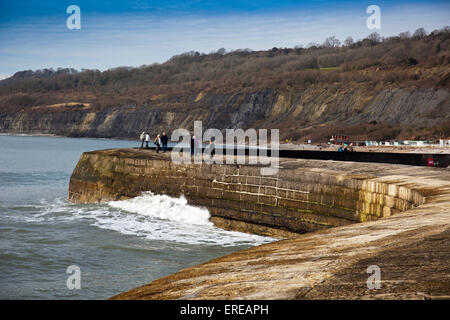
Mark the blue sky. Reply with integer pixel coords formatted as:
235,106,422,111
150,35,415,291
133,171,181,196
0,0,449,79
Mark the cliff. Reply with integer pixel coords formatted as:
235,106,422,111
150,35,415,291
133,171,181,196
1,29,450,141
1,86,449,142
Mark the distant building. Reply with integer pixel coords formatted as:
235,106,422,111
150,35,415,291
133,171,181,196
329,134,350,145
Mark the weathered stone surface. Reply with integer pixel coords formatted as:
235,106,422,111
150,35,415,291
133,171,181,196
68,148,427,237
110,171,450,300
67,148,449,300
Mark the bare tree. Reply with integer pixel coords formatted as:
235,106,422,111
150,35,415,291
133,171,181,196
307,42,321,49
399,31,411,39
367,32,381,43
344,36,354,47
413,28,427,39
216,48,227,55
323,36,341,48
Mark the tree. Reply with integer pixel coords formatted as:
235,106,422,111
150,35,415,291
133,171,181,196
344,36,354,47
367,32,381,43
399,31,411,39
413,28,427,39
216,48,227,55
323,36,341,48
307,42,320,48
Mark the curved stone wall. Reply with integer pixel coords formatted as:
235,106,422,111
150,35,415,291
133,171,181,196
68,149,425,237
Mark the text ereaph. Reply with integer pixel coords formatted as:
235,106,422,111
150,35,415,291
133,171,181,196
179,304,269,317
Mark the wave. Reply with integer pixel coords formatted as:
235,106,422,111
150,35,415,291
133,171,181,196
108,192,212,226
20,192,274,247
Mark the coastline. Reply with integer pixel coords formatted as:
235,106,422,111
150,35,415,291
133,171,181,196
1,132,449,154
0,132,138,142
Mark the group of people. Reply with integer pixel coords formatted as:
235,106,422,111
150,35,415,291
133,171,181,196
140,131,168,153
338,145,355,152
139,131,215,158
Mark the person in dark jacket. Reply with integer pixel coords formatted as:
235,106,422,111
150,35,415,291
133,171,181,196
190,135,195,155
208,138,215,158
161,132,168,152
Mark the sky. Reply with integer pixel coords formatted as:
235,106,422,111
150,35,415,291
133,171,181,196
0,0,449,79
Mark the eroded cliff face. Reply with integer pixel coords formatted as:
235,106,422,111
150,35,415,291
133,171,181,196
1,85,448,140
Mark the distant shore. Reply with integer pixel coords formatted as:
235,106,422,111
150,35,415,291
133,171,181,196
0,133,136,142
0,132,59,137
1,132,449,154
280,142,450,154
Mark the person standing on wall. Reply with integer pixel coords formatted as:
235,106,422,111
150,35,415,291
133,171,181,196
145,132,150,149
161,132,168,152
208,138,215,159
140,131,145,149
154,134,162,153
193,135,199,156
190,135,195,156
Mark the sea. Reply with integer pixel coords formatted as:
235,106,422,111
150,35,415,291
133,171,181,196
0,135,274,299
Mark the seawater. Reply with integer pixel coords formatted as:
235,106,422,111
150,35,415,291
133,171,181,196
0,135,274,299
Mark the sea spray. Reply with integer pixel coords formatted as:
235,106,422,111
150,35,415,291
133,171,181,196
108,192,212,226
24,192,273,246
100,191,273,246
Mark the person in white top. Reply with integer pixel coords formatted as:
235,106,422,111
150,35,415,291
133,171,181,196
145,133,150,148
140,132,145,148
154,134,162,153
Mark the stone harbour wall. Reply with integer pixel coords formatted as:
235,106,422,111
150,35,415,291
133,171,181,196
68,148,425,238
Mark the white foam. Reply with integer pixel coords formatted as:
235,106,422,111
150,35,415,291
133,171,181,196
24,192,275,247
108,192,212,226
100,192,274,246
